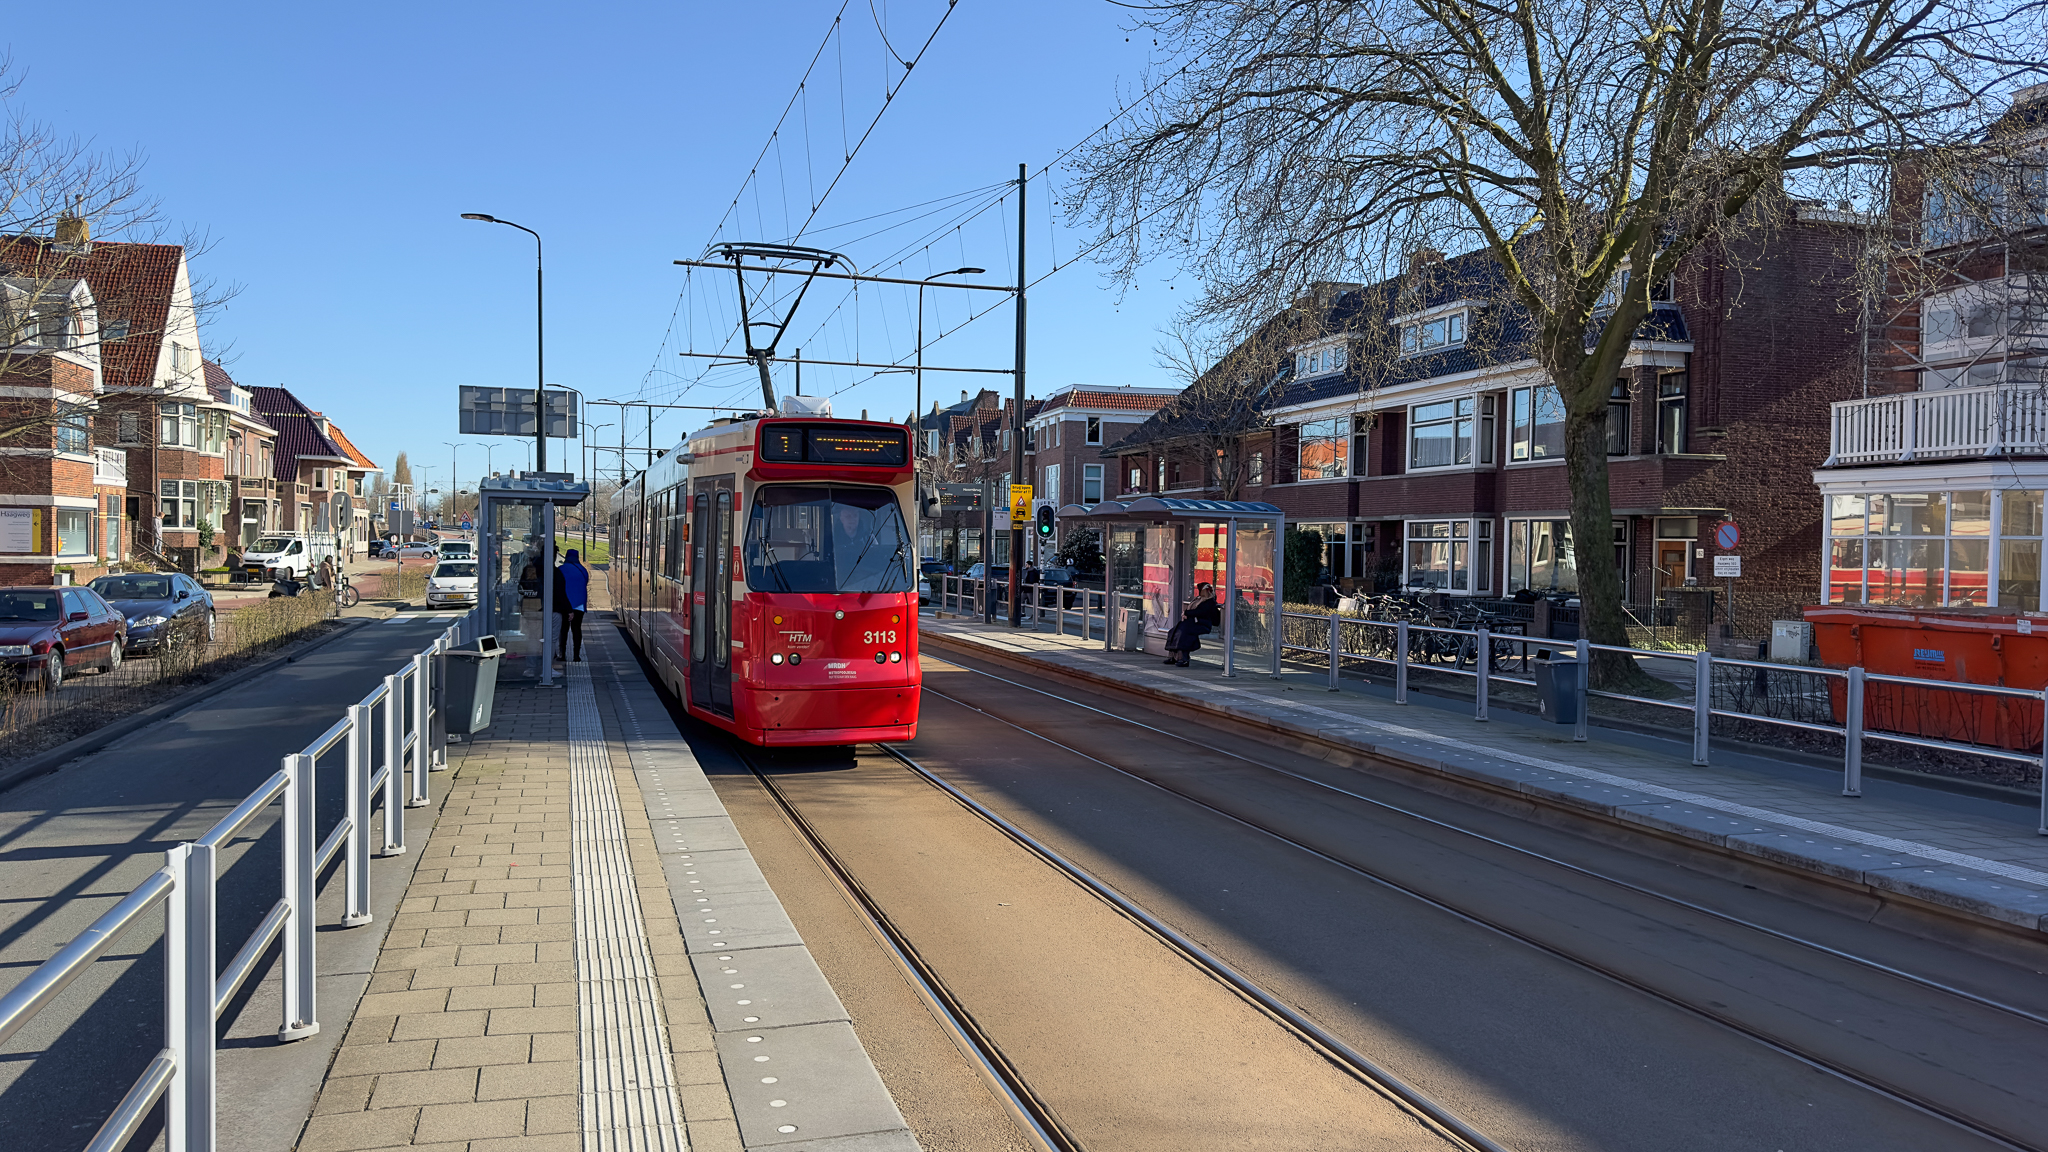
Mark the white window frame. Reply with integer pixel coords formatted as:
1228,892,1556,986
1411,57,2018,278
1082,464,1103,505
1399,312,1465,357
1294,344,1348,379
1297,417,1350,481
1407,397,1478,471
1403,518,1492,594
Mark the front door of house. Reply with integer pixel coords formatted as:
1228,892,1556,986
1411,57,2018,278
1655,541,1690,591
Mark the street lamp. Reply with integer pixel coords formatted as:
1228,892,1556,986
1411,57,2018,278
461,213,547,473
917,267,985,461
444,441,482,528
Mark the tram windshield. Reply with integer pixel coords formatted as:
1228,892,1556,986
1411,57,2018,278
744,485,912,593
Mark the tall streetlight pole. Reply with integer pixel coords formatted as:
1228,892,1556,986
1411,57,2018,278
443,441,473,529
460,213,546,473
1008,164,1028,626
917,267,985,460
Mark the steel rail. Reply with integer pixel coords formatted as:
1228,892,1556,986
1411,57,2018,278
732,747,1080,1152
928,660,2048,1029
0,868,176,1047
867,743,1510,1152
81,1049,175,1152
194,769,289,850
215,899,290,1017
914,671,2048,1151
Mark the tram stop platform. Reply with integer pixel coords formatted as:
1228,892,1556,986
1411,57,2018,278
294,619,916,1152
920,609,2048,943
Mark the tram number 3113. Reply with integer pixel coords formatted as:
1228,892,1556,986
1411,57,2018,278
864,630,899,645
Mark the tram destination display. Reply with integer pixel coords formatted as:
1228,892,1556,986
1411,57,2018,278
760,422,908,466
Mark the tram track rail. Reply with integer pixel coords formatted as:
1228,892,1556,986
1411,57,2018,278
915,657,2048,1152
734,740,1508,1152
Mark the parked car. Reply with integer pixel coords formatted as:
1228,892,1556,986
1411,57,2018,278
964,563,1010,582
0,586,127,690
241,534,339,582
1032,566,1078,587
919,559,953,578
394,542,439,560
87,572,215,654
426,559,479,609
366,540,392,559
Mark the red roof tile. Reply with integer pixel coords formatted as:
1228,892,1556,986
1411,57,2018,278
0,237,185,391
1036,388,1180,414
324,422,379,471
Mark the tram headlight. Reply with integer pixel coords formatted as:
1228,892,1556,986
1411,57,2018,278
770,653,784,665
874,651,886,664
889,651,902,663
788,653,801,666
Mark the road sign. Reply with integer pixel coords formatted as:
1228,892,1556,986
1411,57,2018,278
457,386,579,438
1009,484,1033,527
1713,554,1742,577
1714,521,1741,550
936,483,984,511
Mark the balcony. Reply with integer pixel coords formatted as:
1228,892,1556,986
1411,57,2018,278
1827,384,2048,465
93,447,127,486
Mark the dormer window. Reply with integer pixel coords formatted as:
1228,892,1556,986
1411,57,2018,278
1593,268,1674,312
1400,312,1465,356
1295,345,1348,378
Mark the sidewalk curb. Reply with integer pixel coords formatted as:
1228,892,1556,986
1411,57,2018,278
0,617,373,795
923,628,2048,945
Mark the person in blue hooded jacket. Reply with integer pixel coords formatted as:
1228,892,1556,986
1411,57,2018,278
553,549,590,662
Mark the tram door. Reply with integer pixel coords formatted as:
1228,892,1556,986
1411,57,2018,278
689,479,736,715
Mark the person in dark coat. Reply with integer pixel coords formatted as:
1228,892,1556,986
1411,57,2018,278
553,549,590,662
1163,582,1220,667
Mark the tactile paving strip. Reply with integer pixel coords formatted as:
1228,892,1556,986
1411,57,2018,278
568,661,691,1152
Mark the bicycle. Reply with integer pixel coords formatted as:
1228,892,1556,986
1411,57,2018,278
335,571,360,609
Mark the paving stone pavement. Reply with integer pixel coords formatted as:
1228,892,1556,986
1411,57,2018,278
922,613,2048,935
295,671,740,1152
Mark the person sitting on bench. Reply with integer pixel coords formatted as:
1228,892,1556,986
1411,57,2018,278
1162,582,1221,668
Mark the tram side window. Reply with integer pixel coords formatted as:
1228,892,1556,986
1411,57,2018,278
743,486,913,594
666,495,685,581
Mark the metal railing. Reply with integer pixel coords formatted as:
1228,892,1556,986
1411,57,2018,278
1273,607,2048,832
0,610,481,1152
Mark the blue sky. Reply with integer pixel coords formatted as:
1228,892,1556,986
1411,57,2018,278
9,1,1185,497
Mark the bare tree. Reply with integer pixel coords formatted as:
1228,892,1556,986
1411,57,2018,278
1076,0,2045,677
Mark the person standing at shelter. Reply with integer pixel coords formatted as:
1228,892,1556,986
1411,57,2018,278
554,548,590,663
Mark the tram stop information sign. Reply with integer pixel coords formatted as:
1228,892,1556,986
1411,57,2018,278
1010,484,1034,528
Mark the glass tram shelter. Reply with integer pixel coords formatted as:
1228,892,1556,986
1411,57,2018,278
1054,497,1284,678
478,473,592,688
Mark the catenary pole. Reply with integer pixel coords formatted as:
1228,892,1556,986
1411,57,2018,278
1007,163,1026,626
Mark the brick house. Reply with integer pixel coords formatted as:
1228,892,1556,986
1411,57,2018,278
912,389,1017,566
0,230,222,573
1022,384,1179,557
250,386,377,553
0,276,127,585
1810,84,2048,613
323,421,382,557
1114,215,1867,634
206,362,280,551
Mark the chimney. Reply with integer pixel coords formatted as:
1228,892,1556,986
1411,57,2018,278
1408,248,1445,272
54,200,89,248
961,390,969,405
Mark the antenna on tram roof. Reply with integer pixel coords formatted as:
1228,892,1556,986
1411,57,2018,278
702,242,853,412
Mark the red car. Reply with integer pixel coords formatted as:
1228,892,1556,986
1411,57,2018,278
0,585,127,691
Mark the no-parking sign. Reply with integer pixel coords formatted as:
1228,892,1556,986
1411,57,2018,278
1714,521,1741,550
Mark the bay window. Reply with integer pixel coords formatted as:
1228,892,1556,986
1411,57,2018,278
159,401,197,448
1297,417,1349,480
1409,398,1476,469
1827,490,2033,608
55,403,89,455
1405,520,1491,592
1509,386,1567,461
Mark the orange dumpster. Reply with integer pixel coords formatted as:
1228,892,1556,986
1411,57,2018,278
1805,605,2048,752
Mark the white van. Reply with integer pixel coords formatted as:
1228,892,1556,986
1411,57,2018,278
436,540,474,561
242,535,338,582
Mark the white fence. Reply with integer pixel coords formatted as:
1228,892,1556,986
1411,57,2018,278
0,609,483,1152
1829,383,2048,464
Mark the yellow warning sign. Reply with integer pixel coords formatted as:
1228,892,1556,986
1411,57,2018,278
1009,484,1033,527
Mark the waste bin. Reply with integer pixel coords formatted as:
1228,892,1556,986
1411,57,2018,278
442,636,503,737
1533,656,1583,724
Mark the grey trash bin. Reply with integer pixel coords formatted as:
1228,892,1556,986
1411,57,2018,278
1532,656,1583,724
443,636,503,737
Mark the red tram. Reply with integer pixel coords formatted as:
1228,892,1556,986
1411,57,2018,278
609,410,920,746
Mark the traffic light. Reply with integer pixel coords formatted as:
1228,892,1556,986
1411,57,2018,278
1035,505,1055,538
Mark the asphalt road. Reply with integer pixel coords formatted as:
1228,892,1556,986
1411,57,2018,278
692,647,2048,1151
0,612,466,1152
